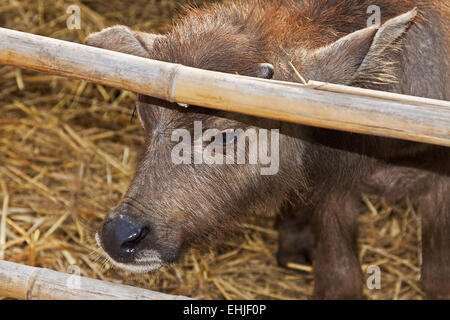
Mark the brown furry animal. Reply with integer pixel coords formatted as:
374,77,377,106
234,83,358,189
86,0,449,299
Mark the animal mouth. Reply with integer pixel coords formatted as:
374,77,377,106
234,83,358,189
95,232,163,273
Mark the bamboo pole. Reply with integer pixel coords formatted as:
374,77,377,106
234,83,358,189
0,260,191,300
0,27,449,146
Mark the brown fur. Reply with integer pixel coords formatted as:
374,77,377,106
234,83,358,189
86,0,450,299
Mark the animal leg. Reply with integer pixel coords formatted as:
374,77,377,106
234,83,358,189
276,204,316,275
312,191,363,299
419,177,450,299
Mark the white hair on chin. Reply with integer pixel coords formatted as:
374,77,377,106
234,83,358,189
95,232,163,274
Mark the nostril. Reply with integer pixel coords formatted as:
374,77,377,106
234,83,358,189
102,216,151,262
120,226,150,253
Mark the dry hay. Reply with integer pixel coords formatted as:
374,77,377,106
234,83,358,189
0,0,424,300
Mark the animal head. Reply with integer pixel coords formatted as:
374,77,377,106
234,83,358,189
85,1,417,272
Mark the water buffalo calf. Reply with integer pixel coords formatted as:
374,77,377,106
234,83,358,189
86,0,449,299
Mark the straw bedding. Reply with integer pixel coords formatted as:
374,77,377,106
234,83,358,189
0,0,424,299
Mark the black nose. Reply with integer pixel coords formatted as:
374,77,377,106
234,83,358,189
101,216,150,263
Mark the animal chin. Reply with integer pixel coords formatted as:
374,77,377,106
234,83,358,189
107,259,163,274
95,232,163,274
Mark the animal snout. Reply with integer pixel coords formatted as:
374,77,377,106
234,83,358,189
101,214,150,263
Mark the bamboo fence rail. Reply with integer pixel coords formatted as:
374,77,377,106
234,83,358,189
0,259,191,300
0,27,449,146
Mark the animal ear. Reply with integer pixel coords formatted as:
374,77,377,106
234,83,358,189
85,25,165,58
305,8,418,85
251,63,274,79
